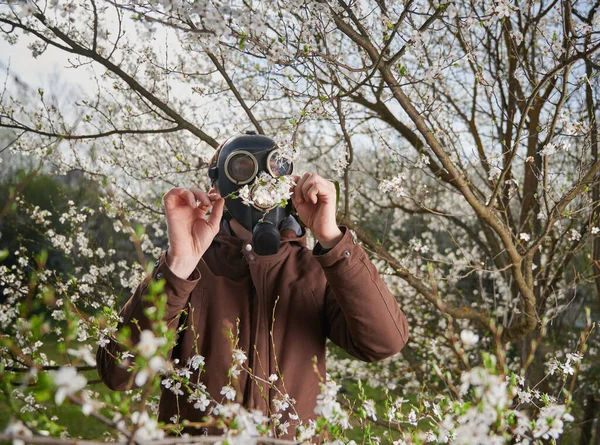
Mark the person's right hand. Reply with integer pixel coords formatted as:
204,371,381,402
162,187,225,279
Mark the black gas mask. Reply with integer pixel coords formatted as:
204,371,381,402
208,132,293,255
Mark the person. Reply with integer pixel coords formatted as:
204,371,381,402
96,132,409,439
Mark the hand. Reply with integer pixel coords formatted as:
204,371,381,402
290,173,343,249
162,187,225,279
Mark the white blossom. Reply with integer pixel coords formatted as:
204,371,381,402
188,354,205,370
170,382,184,396
314,378,350,429
67,345,96,366
51,367,87,405
96,335,110,348
221,385,236,401
190,392,210,411
460,329,479,347
4,419,33,445
278,420,290,435
130,411,165,440
533,405,573,440
135,356,167,387
379,175,407,197
493,0,515,18
407,409,417,425
363,399,377,421
517,389,532,404
237,173,295,210
510,30,523,45
137,330,167,358
232,349,247,365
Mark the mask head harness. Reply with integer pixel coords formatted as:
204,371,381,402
208,131,293,255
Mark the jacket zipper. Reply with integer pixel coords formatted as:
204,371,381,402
244,283,258,407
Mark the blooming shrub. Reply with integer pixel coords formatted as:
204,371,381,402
1,0,600,443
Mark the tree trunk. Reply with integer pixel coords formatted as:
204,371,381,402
580,394,597,445
594,400,600,445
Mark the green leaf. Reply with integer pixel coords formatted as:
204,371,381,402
35,248,49,266
134,223,145,239
35,372,54,402
333,180,340,212
149,278,166,295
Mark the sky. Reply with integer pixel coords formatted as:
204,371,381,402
0,28,93,99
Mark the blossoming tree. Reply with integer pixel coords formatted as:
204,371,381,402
1,0,599,443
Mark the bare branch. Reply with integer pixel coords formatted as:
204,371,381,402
487,42,600,206
340,217,492,329
205,51,265,135
0,13,219,148
0,123,183,140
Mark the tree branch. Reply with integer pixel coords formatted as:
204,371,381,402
204,51,265,135
332,10,539,341
0,434,300,445
0,122,183,140
340,217,492,329
1,13,220,148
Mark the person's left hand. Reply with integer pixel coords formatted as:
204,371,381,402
290,172,343,249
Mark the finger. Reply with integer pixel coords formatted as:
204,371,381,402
290,179,300,204
207,198,225,232
301,173,318,202
184,189,198,208
288,175,300,197
189,187,211,207
306,184,320,205
208,189,221,201
162,187,183,206
295,172,312,203
163,187,196,209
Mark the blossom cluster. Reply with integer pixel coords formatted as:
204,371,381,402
237,172,296,210
379,174,407,197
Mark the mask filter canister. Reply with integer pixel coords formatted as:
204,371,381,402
252,221,281,255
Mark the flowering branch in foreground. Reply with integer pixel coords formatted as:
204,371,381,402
0,433,301,445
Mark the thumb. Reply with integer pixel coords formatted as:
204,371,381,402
292,188,303,206
207,198,225,233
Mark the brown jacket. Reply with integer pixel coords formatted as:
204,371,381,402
96,223,409,438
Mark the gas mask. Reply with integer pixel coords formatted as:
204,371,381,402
208,131,293,255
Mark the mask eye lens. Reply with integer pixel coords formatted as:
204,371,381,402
227,153,257,184
268,152,291,177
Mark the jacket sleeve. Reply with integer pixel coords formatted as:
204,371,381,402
96,251,201,390
314,226,409,362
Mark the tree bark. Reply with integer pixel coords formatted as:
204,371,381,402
580,394,597,445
